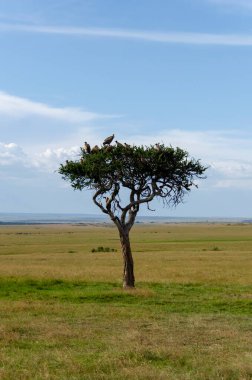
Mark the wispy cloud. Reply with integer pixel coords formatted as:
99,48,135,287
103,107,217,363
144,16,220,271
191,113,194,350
2,23,252,46
0,91,111,123
207,0,252,10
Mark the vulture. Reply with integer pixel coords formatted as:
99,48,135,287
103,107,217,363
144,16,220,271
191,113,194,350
105,145,113,153
103,134,114,146
115,140,124,148
84,141,91,154
91,145,100,153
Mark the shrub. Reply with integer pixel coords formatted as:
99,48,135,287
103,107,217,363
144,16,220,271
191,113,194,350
91,246,117,253
212,246,221,251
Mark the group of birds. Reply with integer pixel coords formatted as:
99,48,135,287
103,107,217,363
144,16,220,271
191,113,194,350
83,134,131,155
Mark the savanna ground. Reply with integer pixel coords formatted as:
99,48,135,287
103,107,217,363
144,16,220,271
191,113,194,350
0,222,251,379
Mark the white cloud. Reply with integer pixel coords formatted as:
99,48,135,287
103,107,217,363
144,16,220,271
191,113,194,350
211,160,252,188
2,23,252,46
0,142,26,166
33,146,80,171
0,91,108,123
211,160,252,178
0,142,81,174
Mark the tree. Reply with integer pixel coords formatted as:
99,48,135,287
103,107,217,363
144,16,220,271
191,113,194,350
59,137,207,288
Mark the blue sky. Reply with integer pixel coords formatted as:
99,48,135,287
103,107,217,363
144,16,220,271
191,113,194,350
0,0,252,217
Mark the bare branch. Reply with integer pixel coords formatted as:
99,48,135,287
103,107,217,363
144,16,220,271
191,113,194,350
93,189,108,215
147,202,155,211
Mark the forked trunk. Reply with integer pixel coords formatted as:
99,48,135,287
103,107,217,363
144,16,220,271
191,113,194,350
120,231,135,288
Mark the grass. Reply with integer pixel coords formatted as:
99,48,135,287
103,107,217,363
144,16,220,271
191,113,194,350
0,223,251,379
0,278,251,314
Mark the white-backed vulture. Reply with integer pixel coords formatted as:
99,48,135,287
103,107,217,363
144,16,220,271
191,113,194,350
84,141,91,154
91,145,100,153
103,134,114,145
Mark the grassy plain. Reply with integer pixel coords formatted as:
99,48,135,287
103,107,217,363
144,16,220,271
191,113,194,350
0,223,251,379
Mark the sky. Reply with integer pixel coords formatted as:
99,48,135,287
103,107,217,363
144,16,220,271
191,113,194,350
0,0,252,217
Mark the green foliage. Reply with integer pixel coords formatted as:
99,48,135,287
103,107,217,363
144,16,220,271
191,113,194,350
59,142,207,208
59,144,206,189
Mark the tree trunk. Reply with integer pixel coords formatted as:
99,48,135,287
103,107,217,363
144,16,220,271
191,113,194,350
120,231,135,288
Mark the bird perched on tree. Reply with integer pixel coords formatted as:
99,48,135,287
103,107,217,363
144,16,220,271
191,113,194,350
104,145,113,153
124,143,131,149
91,145,100,153
103,134,114,146
83,141,91,154
115,140,124,148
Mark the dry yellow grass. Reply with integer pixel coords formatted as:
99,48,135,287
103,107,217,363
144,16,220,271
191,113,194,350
0,298,251,379
0,223,251,284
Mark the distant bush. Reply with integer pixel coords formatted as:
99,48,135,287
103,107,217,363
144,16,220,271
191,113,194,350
91,246,117,253
212,246,221,251
202,247,222,252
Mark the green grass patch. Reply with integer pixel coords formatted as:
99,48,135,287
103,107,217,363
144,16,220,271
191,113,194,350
0,278,251,315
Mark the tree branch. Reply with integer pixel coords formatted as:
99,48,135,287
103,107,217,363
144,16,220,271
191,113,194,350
93,188,124,233
93,189,108,215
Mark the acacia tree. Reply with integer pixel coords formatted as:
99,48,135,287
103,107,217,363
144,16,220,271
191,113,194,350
59,137,207,288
